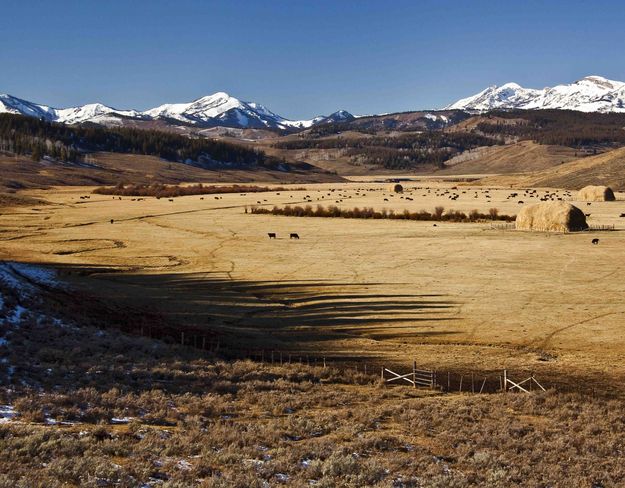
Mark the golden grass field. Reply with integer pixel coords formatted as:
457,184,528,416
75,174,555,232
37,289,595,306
4,180,625,388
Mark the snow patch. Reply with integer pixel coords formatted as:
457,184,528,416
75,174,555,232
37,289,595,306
0,405,17,423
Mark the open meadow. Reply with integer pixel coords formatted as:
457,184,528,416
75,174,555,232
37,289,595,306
3,179,625,392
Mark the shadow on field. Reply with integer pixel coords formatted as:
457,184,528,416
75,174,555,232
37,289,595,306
51,266,461,351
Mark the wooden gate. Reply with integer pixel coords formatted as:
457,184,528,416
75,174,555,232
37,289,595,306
503,370,546,393
381,361,435,389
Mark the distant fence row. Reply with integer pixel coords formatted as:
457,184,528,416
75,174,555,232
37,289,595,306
220,346,550,395
122,324,600,397
489,223,616,232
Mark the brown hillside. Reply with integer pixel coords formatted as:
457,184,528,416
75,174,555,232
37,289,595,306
478,146,625,190
0,151,342,194
440,140,581,175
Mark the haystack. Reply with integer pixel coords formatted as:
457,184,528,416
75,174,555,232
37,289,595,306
389,183,403,193
578,185,615,202
516,201,588,232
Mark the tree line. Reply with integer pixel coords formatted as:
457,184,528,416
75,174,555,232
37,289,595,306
274,131,504,169
0,113,285,168
476,110,625,147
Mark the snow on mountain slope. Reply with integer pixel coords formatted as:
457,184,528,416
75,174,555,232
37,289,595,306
445,76,625,113
55,104,143,125
0,92,353,129
0,90,353,130
0,94,57,120
145,92,353,130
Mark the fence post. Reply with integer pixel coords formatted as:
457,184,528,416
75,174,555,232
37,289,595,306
503,369,507,392
459,375,463,392
447,371,450,392
381,366,385,382
413,360,417,389
323,357,326,369
180,331,185,345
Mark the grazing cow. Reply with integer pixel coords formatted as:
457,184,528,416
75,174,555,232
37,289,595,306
518,201,524,204
620,213,625,218
433,224,437,227
587,203,592,206
290,233,300,239
268,233,277,239
592,238,599,245
110,219,114,224
200,197,204,200
168,199,174,202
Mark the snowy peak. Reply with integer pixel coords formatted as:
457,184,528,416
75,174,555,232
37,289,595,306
55,103,143,125
145,92,246,122
0,90,353,131
144,92,353,130
445,75,625,113
0,94,57,120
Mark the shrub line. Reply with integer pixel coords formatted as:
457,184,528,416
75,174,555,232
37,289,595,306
93,183,304,198
250,204,515,222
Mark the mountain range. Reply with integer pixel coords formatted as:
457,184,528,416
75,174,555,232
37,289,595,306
0,91,353,130
445,75,625,113
2,75,625,133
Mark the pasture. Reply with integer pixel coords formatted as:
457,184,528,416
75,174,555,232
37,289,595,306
3,180,625,387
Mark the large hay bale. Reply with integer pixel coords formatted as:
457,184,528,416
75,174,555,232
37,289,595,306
389,183,403,193
516,201,588,232
578,185,615,202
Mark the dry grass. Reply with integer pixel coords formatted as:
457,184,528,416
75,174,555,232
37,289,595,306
1,296,625,487
480,146,625,190
3,181,625,381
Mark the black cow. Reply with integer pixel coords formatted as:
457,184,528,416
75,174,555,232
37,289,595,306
268,233,277,239
592,238,599,245
290,233,300,239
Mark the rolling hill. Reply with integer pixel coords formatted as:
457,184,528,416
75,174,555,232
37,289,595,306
478,146,625,190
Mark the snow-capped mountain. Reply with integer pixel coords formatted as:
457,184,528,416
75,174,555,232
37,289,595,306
0,94,143,125
445,76,625,113
0,92,353,130
0,93,58,120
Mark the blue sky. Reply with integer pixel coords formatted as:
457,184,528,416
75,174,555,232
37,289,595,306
1,0,624,118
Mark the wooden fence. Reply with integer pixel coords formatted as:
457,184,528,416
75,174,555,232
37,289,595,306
489,223,516,231
489,223,617,233
586,224,615,231
381,362,435,389
503,369,546,393
215,346,552,395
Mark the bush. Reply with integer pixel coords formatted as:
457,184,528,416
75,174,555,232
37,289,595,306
250,205,515,223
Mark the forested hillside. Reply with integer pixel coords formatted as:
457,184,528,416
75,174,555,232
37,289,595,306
475,110,625,147
0,113,286,169
274,131,504,169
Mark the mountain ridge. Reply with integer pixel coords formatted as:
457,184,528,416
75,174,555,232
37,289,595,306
0,92,353,131
445,75,625,113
